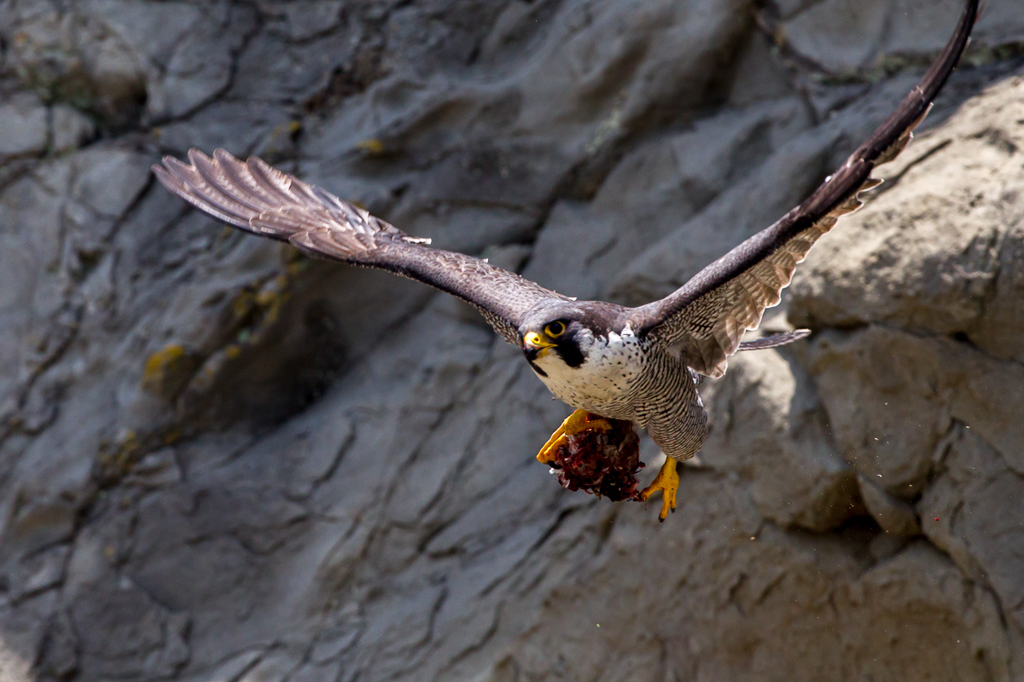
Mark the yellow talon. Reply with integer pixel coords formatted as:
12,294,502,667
536,409,612,464
641,457,680,522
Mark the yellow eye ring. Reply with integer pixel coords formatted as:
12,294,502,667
544,321,566,338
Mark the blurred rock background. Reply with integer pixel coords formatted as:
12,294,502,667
1,0,1023,679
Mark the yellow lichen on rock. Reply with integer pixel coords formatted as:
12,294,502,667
141,343,199,400
354,138,385,155
95,428,142,480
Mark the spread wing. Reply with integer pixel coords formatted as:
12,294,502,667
153,149,570,345
628,0,978,378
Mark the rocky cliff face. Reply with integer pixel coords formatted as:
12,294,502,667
2,0,1023,680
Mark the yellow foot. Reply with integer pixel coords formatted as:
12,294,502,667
536,409,612,464
640,457,680,522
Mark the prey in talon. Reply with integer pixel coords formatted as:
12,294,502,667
537,410,645,502
533,409,677,519
536,409,612,466
153,0,976,522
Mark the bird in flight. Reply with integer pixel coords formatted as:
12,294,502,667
154,0,977,520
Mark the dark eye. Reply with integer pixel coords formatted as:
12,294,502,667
544,321,566,337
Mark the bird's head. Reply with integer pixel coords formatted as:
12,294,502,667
520,304,593,375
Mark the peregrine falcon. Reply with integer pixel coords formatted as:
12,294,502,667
154,0,977,520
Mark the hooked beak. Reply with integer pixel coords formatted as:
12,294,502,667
523,331,556,361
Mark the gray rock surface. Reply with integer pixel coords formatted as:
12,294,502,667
0,93,47,159
1,0,1024,680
